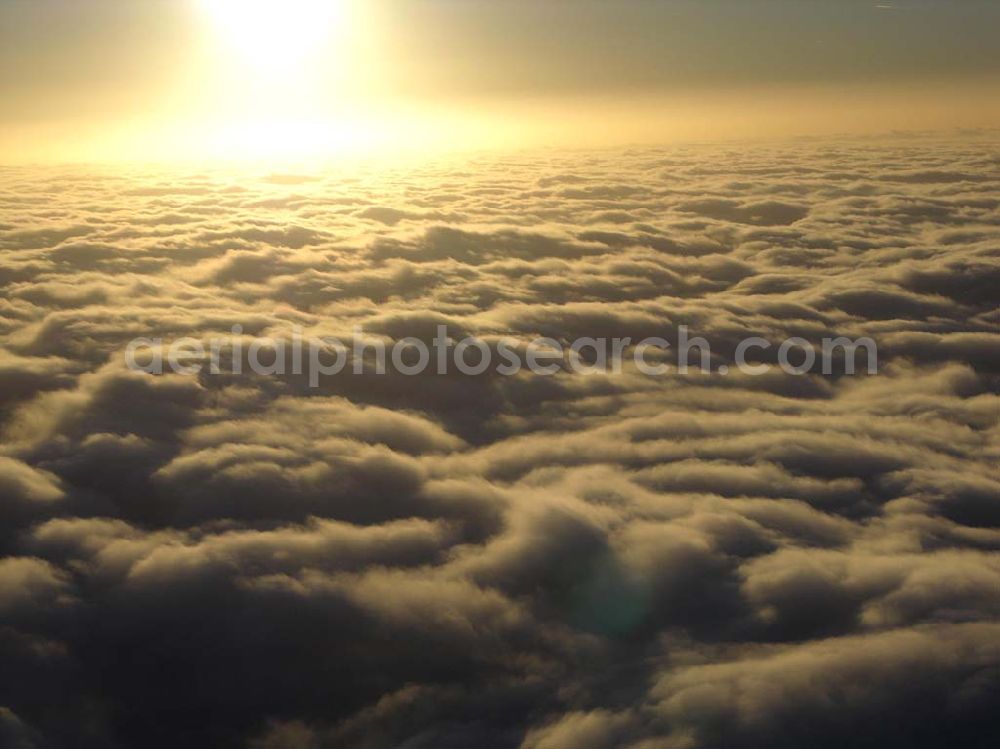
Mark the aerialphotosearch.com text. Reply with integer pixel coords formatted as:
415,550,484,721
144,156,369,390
125,325,879,386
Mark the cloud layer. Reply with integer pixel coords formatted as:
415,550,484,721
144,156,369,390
0,136,998,748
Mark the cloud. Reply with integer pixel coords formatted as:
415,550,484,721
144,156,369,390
0,136,998,748
0,557,73,618
650,623,1000,749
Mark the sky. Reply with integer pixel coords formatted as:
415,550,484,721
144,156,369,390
2,0,1000,161
1,3,999,749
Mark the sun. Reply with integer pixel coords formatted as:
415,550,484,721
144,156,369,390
198,0,348,72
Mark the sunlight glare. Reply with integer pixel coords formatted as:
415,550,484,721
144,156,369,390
198,0,347,73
